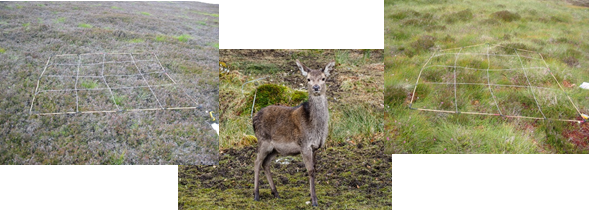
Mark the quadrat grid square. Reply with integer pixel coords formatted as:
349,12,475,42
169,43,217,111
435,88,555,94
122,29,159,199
409,44,583,122
30,53,197,115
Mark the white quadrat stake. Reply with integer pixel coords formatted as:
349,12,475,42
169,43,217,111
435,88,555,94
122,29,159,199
29,52,202,115
408,44,584,123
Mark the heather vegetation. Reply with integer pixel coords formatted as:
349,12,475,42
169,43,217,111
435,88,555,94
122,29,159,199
0,2,219,164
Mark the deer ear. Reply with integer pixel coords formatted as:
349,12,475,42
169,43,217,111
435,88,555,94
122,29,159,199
323,61,335,77
296,59,308,76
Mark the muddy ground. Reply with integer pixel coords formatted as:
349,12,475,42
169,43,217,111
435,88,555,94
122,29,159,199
188,50,388,208
0,2,218,164
178,139,392,209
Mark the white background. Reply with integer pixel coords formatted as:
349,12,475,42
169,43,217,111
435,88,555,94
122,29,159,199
392,155,589,210
0,166,177,210
220,0,383,49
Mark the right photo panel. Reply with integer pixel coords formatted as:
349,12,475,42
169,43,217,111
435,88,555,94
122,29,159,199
385,0,589,154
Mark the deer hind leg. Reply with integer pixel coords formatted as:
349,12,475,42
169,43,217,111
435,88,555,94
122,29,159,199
263,150,279,198
254,142,272,201
302,148,318,206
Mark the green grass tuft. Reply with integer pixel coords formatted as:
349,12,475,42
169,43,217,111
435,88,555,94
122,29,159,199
0,47,6,54
80,80,99,89
385,85,407,106
128,38,144,43
193,11,218,17
155,35,166,42
113,94,125,106
111,6,122,10
176,34,191,42
78,23,93,28
140,12,151,16
55,17,66,23
330,105,384,143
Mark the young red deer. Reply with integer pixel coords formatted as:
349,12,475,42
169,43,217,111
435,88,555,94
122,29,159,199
252,59,334,206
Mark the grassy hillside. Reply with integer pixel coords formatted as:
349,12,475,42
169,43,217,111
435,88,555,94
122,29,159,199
385,0,589,153
0,2,219,164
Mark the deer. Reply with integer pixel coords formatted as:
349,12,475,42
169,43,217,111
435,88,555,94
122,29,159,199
252,59,335,207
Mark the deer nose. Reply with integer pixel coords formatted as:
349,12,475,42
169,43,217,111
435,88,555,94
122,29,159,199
313,85,320,91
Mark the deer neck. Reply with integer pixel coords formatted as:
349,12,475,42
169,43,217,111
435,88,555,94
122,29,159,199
308,94,329,128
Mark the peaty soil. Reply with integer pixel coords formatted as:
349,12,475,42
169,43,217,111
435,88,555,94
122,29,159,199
178,139,392,209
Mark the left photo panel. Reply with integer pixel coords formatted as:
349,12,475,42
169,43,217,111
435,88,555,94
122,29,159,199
0,1,219,164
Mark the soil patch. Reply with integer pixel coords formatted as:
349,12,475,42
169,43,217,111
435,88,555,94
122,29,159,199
178,139,392,209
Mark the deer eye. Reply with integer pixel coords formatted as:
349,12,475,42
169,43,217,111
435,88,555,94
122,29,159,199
322,78,325,81
307,79,310,82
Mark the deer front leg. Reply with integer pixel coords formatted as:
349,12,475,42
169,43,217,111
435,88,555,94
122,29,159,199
302,148,318,206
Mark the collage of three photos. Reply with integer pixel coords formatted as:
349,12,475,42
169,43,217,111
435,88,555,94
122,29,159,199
2,0,589,209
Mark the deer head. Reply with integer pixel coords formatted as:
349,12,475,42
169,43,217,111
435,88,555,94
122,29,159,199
296,60,335,96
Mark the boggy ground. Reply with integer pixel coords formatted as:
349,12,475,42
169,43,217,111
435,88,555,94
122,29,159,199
385,0,589,154
199,50,388,208
178,139,392,209
0,2,219,164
